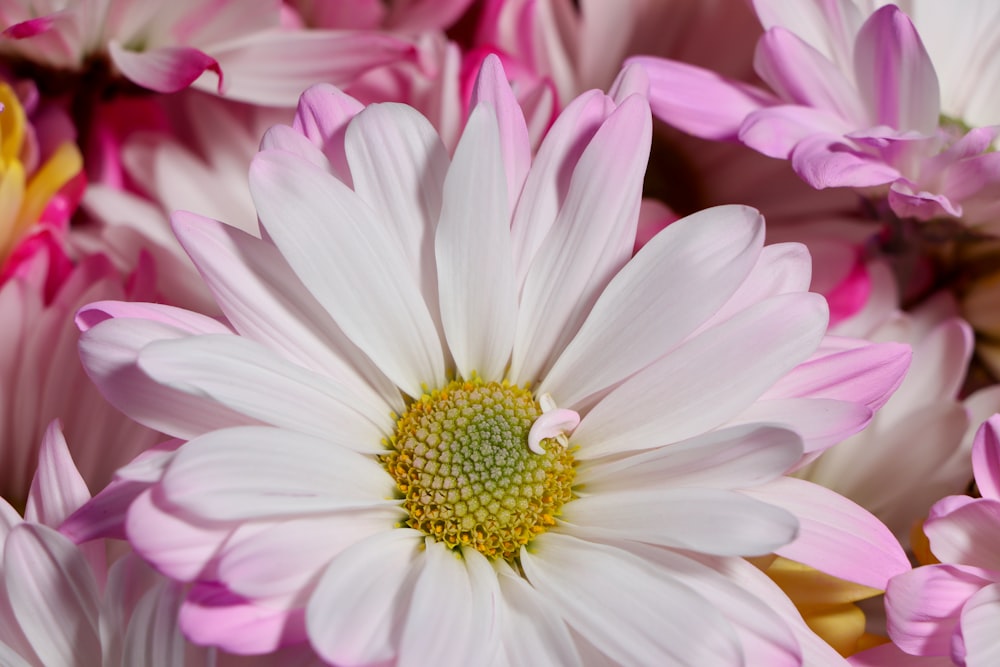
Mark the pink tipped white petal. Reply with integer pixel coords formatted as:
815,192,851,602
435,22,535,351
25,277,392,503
972,415,1000,500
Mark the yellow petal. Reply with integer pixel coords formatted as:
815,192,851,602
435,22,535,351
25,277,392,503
0,82,26,163
17,141,83,236
765,556,882,606
0,159,26,259
798,602,867,657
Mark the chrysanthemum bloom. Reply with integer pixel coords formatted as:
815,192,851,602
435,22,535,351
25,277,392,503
0,0,416,105
76,58,910,664
881,415,1000,665
631,1,1000,229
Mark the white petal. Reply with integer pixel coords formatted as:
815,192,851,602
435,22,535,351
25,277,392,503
307,529,424,666
521,533,742,666
171,211,403,413
4,524,101,667
120,579,190,667
160,426,397,521
511,95,651,384
494,563,582,667
250,149,446,396
574,292,828,458
578,424,803,491
561,487,798,556
137,334,392,451
23,421,91,528
731,397,873,453
540,205,764,407
436,104,517,380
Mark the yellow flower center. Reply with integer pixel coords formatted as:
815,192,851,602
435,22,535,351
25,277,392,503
382,378,575,561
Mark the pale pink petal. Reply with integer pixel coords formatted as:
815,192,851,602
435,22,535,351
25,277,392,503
258,124,331,170
109,42,222,94
631,56,778,140
78,318,253,440
435,103,517,380
888,181,962,220
192,30,416,106
136,335,391,451
755,28,867,123
291,83,364,184
743,477,910,589
752,0,866,70
249,149,445,396
577,424,803,492
0,643,33,667
521,533,742,666
574,292,828,459
790,133,902,188
561,487,798,556
217,510,401,601
76,300,231,334
470,54,531,211
3,524,101,665
540,205,764,408
739,105,854,159
853,5,941,134
956,583,1000,665
732,397,874,453
307,529,424,666
886,563,993,656
60,476,148,543
160,426,396,521
398,543,499,667
849,642,954,666
495,563,582,667
924,499,1000,571
178,583,304,654
121,579,192,667
23,421,90,528
511,94,651,383
972,415,1000,500
125,490,231,582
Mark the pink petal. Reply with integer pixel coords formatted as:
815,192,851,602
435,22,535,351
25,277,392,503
924,498,1000,571
109,42,222,94
739,105,855,159
972,415,1000,500
743,476,910,589
852,5,941,133
955,583,1000,665
630,56,778,140
790,133,902,188
178,583,304,654
23,421,91,528
886,563,993,656
291,83,364,185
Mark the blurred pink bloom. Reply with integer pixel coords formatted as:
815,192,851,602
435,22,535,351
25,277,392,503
288,0,475,33
884,415,1000,665
70,58,912,663
0,0,418,105
633,1,1000,227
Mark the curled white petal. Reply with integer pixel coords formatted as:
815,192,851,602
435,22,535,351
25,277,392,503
528,408,581,454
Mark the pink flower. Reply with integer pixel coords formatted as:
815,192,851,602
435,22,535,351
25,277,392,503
885,415,1000,664
0,0,418,105
74,58,909,664
631,2,1000,227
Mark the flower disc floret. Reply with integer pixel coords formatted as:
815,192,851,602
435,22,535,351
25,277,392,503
382,378,575,560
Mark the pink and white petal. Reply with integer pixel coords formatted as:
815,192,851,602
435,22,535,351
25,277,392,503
560,487,798,556
540,205,764,408
761,339,911,411
972,416,1000,500
61,477,149,543
853,5,941,134
577,424,803,492
955,582,1000,666
621,544,803,667
160,426,396,521
574,292,828,459
849,642,953,666
259,124,332,171
137,335,391,450
521,533,742,667
494,563,582,667
0,643,33,667
755,28,867,123
511,95,651,384
291,83,364,184
630,56,778,140
178,583,304,655
249,149,445,396
470,54,531,210
4,524,101,665
126,489,232,582
23,421,91,528
397,543,499,667
121,578,193,667
217,509,402,600
306,529,424,666
109,42,222,94
886,563,993,657
730,397,874,453
192,30,415,106
435,103,517,380
78,318,254,440
346,103,448,322
752,0,865,69
744,477,910,589
924,499,1000,571
888,182,962,221
790,133,902,188
927,495,980,522
76,300,231,334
